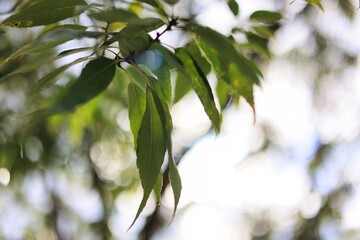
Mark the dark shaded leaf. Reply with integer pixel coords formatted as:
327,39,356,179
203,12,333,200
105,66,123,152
1,0,88,28
227,0,239,16
176,48,221,132
42,57,116,114
249,10,282,24
163,0,180,5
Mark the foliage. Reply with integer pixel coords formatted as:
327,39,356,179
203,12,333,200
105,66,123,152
0,0,358,239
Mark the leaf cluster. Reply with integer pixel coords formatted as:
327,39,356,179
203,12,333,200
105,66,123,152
0,0,286,226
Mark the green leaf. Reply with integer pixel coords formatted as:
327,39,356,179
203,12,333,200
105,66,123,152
246,32,271,59
187,23,260,112
227,0,239,16
173,72,192,104
153,173,164,205
1,0,88,28
33,57,89,94
163,0,180,5
128,82,146,149
137,46,172,103
130,86,167,229
149,77,181,220
0,25,102,69
89,8,140,23
176,48,221,132
119,31,150,58
249,10,282,24
307,0,324,11
135,0,168,17
42,57,116,115
251,25,275,39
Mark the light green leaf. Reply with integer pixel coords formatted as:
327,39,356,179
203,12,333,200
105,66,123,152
130,86,167,229
249,10,282,24
251,25,275,39
227,0,239,16
1,0,88,28
128,82,146,149
176,48,221,132
42,57,116,115
187,23,260,112
307,0,324,11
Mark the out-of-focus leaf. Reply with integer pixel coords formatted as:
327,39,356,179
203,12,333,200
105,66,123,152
246,32,271,59
176,48,221,132
227,0,239,16
0,25,102,69
89,8,139,23
135,0,168,17
249,10,282,24
33,57,88,94
163,0,180,5
1,0,88,28
41,57,115,115
306,0,324,11
338,0,355,20
251,25,275,39
128,82,146,149
129,86,167,229
187,23,260,112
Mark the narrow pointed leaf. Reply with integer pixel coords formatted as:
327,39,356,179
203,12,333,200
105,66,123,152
128,82,146,149
153,173,163,205
176,48,221,132
129,86,167,228
1,25,102,68
149,78,181,219
1,0,88,28
33,57,88,94
187,23,260,112
43,57,115,115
